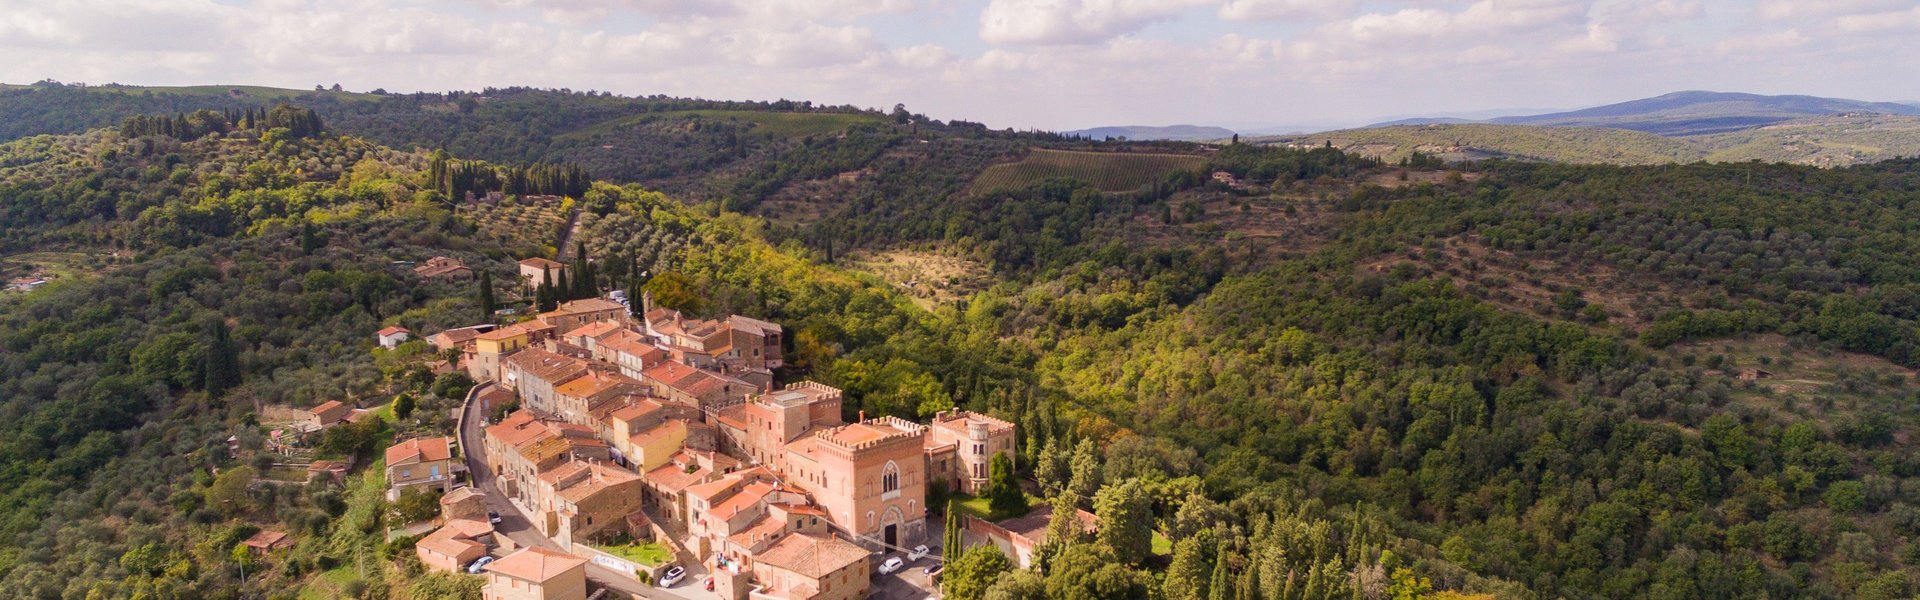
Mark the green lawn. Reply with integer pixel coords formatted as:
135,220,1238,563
948,493,1044,521
1151,531,1172,556
595,541,675,566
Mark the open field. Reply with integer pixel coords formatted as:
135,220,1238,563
0,250,119,293
971,149,1207,193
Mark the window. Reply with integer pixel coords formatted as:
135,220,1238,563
881,461,900,493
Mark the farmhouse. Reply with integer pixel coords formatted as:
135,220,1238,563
376,325,412,349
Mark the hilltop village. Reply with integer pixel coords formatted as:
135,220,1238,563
352,256,1045,600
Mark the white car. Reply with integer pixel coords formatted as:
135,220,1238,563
658,565,687,587
878,556,906,574
466,556,495,574
907,545,930,561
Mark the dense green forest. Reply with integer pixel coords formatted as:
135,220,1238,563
5,85,1920,600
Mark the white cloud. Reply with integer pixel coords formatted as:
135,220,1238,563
978,0,1209,45
1755,0,1909,21
1835,7,1920,34
1218,0,1359,21
0,0,1915,131
1715,28,1807,55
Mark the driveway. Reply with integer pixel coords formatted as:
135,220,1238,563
459,383,719,600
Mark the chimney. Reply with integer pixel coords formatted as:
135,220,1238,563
858,410,865,423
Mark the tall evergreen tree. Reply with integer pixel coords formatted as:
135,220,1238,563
944,498,963,566
556,269,573,302
987,452,1028,518
1208,544,1233,600
202,319,241,396
537,266,557,312
628,276,646,318
478,270,497,321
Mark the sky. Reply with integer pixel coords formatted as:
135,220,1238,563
1,0,1917,131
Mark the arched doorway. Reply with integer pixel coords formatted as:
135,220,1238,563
882,506,905,549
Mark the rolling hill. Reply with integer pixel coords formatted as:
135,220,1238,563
1062,124,1236,141
1491,90,1920,135
1257,114,1920,166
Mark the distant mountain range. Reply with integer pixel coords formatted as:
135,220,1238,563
1062,124,1236,141
1069,92,1920,141
1374,91,1920,136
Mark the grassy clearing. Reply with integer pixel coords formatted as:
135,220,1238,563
1,250,113,282
846,249,991,311
1663,334,1916,423
595,541,676,566
971,149,1207,194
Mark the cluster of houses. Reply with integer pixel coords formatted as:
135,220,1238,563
388,257,1034,600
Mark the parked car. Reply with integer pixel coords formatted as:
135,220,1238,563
908,544,931,561
487,511,501,525
705,577,716,592
923,564,944,578
658,565,687,587
878,556,906,574
466,556,495,574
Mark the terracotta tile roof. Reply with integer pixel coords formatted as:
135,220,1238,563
629,419,687,447
484,546,586,582
428,326,492,348
518,257,566,269
771,502,828,517
714,405,750,431
554,370,641,400
475,323,532,342
440,486,486,505
243,530,290,549
386,436,452,465
377,326,410,337
644,462,709,494
729,514,788,548
417,526,486,557
310,400,348,418
642,361,745,398
486,411,605,464
816,417,925,449
563,320,624,340
546,298,626,317
608,399,665,424
504,348,590,386
755,533,869,579
727,315,782,337
709,482,775,520
539,460,642,503
599,331,665,361
443,518,495,539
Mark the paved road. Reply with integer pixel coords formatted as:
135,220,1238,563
458,382,715,600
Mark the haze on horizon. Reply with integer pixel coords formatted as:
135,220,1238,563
0,0,1916,131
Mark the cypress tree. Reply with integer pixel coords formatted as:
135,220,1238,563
202,319,241,396
478,270,497,321
556,269,573,302
1208,545,1232,600
628,276,645,318
537,266,557,312
943,499,963,565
